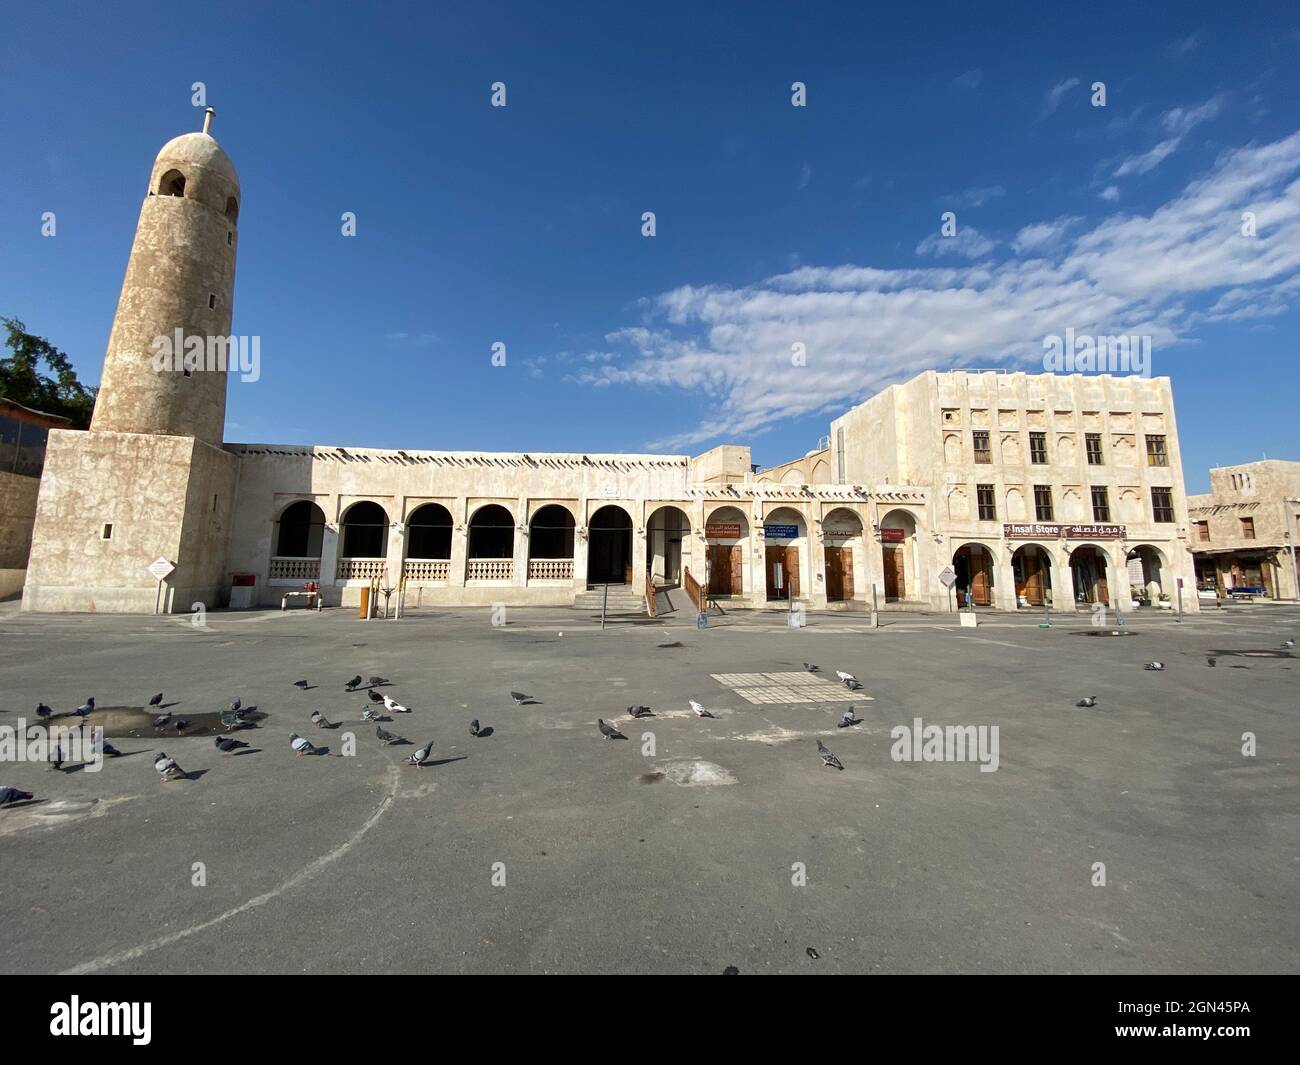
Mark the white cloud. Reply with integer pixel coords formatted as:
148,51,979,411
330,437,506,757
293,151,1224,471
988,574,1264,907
941,185,1006,208
1099,185,1120,202
915,226,997,259
796,162,812,191
1113,96,1228,177
1012,216,1081,254
569,131,1300,450
1042,77,1080,116
952,69,984,91
1114,138,1181,176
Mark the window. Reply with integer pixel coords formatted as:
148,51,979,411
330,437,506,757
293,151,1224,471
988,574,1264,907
1085,433,1103,465
1194,520,1210,542
1240,517,1256,539
977,484,996,521
1145,435,1168,467
1091,486,1111,521
158,169,185,197
1151,487,1175,523
1034,485,1054,521
227,231,233,246
208,294,216,309
1029,432,1047,465
225,196,239,222
101,523,113,540
972,430,991,464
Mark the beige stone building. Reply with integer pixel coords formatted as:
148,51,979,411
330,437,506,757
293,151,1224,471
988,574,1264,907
1188,460,1300,600
0,398,71,600
19,116,1205,615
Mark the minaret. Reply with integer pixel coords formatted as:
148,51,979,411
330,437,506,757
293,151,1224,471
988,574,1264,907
91,108,240,446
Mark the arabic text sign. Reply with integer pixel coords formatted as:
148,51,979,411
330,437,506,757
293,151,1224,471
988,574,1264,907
705,522,741,539
764,524,799,539
1003,523,1125,540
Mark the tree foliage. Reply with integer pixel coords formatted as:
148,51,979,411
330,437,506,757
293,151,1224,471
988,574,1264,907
0,317,97,428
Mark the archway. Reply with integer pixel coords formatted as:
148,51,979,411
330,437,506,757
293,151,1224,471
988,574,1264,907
406,503,452,560
529,505,575,581
158,169,186,197
340,501,389,558
953,542,995,607
822,508,862,602
1011,543,1053,607
271,500,325,580
879,508,918,602
704,506,748,597
647,505,691,585
588,505,632,586
764,507,807,601
468,504,514,559
1126,544,1166,605
1070,544,1111,605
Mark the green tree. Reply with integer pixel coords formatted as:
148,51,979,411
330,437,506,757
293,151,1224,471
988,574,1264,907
0,317,97,428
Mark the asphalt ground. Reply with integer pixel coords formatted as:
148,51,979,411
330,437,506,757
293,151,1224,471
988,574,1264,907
0,599,1296,974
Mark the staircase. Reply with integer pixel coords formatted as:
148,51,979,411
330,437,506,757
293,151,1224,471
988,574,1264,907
572,584,647,613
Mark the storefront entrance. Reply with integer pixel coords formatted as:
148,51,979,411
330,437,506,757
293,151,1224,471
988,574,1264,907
824,545,854,601
766,545,800,600
707,543,743,596
882,544,906,600
953,543,993,606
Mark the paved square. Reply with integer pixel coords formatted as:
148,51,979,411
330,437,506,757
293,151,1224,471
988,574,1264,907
711,671,868,704
0,602,1296,975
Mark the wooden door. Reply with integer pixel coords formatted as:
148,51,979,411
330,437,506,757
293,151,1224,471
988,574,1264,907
730,544,743,595
1095,568,1108,605
708,544,730,596
765,546,784,600
1023,556,1044,605
970,552,991,605
825,547,842,600
784,545,800,599
839,547,854,599
883,545,905,600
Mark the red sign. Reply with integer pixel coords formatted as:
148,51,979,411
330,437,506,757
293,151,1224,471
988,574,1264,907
705,522,742,539
880,527,906,543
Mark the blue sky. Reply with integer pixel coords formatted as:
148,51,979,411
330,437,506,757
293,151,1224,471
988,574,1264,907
2,0,1298,492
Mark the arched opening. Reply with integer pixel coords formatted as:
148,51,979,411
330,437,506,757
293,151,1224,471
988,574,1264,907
468,504,515,559
879,508,918,602
764,506,807,601
1070,544,1111,605
406,503,452,559
158,170,186,197
822,508,862,602
1012,543,1053,607
1126,545,1167,605
528,505,575,581
647,505,690,586
588,505,632,586
340,501,389,558
953,542,995,607
270,500,325,580
704,506,748,598
225,196,239,222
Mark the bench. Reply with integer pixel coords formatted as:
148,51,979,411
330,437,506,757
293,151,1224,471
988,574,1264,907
281,583,322,611
1227,586,1266,600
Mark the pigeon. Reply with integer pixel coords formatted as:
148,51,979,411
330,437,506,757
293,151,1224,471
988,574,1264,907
362,707,382,722
289,733,317,755
375,725,401,745
100,740,122,758
154,752,186,781
469,719,481,737
73,697,95,718
1076,696,1098,708
803,662,820,673
345,675,363,691
229,698,242,714
836,671,863,690
598,718,626,740
629,705,655,718
152,712,172,730
49,742,64,772
310,710,333,729
1207,657,1217,667
510,691,531,705
293,680,309,690
35,703,52,719
689,700,715,719
1144,661,1165,671
0,787,34,806
214,736,248,755
174,719,188,734
407,741,433,766
368,689,384,703
368,676,389,687
817,740,844,770
149,692,164,706
838,709,860,728
220,710,250,731
1283,639,1295,650
382,694,410,714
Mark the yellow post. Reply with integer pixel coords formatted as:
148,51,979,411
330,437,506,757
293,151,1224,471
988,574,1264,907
358,585,370,619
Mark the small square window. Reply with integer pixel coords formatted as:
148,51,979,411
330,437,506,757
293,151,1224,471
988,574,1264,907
101,523,113,540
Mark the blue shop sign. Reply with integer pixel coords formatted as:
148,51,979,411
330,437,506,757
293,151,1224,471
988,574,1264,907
764,524,799,539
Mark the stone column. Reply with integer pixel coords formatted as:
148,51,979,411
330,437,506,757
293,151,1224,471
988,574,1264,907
575,499,590,589
1050,546,1075,612
320,511,341,590
632,507,648,587
994,543,1018,612
512,496,528,588
449,498,468,588
386,520,406,591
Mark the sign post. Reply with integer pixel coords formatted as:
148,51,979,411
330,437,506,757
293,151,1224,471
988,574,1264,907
938,565,957,612
1176,576,1184,623
147,557,176,616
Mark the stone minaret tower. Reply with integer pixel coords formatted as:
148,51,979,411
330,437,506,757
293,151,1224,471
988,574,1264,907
91,107,239,445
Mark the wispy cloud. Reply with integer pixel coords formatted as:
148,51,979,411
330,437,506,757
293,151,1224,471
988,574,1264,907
915,226,997,259
952,69,984,91
1113,95,1227,176
1167,32,1201,59
568,131,1300,450
796,161,812,191
940,184,1006,208
1012,216,1081,254
1042,77,1080,117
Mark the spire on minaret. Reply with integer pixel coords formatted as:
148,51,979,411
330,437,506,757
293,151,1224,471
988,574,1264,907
202,107,215,134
